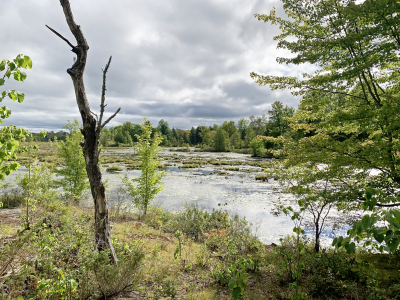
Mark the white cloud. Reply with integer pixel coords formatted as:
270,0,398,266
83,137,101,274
0,0,304,131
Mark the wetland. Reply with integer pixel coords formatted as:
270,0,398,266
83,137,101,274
101,147,359,246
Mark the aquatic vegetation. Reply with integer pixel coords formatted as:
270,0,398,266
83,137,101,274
106,166,124,172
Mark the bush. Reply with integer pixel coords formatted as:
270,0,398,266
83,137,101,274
17,162,57,203
0,200,145,300
86,241,145,299
0,188,25,208
170,204,230,242
144,205,173,229
249,138,265,157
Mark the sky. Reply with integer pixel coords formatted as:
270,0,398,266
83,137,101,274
0,0,314,132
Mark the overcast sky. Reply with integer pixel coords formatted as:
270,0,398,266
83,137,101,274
0,0,314,132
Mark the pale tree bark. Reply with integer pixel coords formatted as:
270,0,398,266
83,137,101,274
47,0,120,264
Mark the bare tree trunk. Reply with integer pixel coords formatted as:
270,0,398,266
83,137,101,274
47,0,120,264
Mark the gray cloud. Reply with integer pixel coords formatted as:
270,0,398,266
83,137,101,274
0,0,302,131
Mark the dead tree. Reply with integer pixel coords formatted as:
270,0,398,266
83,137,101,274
47,0,120,264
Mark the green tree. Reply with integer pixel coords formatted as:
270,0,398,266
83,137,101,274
222,121,237,137
214,127,227,152
244,126,255,147
251,0,400,252
100,127,111,147
237,118,249,140
267,101,295,137
157,119,172,145
123,119,166,218
249,114,267,136
55,119,89,202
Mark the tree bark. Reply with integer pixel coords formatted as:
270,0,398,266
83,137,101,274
47,0,119,264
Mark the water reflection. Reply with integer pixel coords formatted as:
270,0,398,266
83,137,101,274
104,163,346,246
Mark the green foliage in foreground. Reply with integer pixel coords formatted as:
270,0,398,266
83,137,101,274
252,0,400,253
0,54,32,208
0,201,144,300
1,199,400,299
54,119,89,202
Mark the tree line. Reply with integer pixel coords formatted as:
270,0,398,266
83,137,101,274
98,100,295,154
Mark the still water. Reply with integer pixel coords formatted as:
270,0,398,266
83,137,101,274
102,148,357,246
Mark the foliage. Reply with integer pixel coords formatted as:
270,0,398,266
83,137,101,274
249,137,264,157
0,200,144,300
333,188,400,253
123,118,166,217
170,204,230,242
214,127,227,152
213,258,258,300
0,188,25,208
251,0,400,251
17,162,56,203
54,119,89,202
0,54,32,208
267,101,295,137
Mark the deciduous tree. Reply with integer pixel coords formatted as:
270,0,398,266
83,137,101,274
251,0,400,252
54,119,89,201
123,119,166,218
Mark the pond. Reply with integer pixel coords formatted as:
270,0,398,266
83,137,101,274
101,147,360,246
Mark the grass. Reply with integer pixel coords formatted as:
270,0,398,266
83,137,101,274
255,174,269,181
1,201,400,299
182,160,207,165
2,143,400,299
106,166,124,172
181,164,200,168
226,167,240,171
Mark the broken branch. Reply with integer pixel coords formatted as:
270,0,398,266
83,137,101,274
101,108,121,129
45,25,75,49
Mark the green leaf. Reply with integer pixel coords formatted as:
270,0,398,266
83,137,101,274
20,71,27,82
232,286,242,299
0,79,4,86
8,91,17,102
17,57,25,68
9,62,15,71
345,242,356,254
17,91,24,103
374,232,384,243
228,279,236,289
0,60,6,71
24,56,32,69
13,70,21,81
387,238,400,252
365,188,373,200
10,162,19,171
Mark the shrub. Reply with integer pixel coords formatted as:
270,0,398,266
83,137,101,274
249,138,264,157
0,188,25,208
171,204,230,242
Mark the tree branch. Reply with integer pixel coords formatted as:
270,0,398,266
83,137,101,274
101,108,121,129
98,56,112,129
45,25,75,49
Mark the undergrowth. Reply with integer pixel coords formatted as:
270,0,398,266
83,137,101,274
1,201,400,299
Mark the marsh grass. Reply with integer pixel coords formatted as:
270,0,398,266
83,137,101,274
106,166,124,172
1,159,399,300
